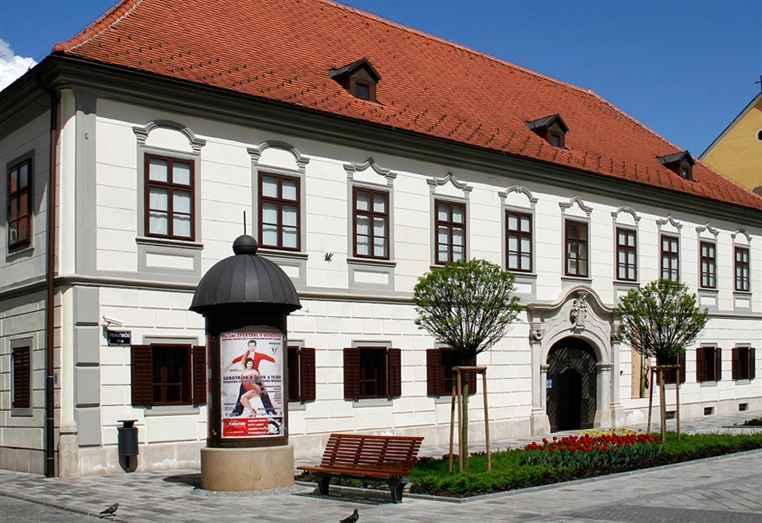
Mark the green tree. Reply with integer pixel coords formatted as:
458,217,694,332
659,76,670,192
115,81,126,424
413,259,521,467
617,279,708,440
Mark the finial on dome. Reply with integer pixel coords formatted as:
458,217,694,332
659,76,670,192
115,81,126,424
232,234,258,255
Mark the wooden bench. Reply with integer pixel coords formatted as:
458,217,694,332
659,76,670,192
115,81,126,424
298,433,424,503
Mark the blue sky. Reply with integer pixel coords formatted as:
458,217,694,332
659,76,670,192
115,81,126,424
1,0,760,155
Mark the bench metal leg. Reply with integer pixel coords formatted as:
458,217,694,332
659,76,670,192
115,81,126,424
315,473,331,495
386,477,409,503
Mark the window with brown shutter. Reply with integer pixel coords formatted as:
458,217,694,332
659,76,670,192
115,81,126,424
426,348,476,396
732,347,755,381
343,346,401,400
288,346,316,402
656,352,686,384
696,347,721,383
131,344,207,406
12,344,32,413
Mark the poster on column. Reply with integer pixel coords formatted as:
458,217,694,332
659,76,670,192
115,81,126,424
220,329,284,439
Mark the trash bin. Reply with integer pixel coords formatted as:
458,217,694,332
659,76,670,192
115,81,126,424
117,419,139,457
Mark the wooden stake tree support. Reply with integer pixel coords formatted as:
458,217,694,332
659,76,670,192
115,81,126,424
647,364,682,442
448,366,491,472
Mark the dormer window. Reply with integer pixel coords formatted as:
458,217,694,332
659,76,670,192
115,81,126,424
527,114,569,148
330,57,380,103
658,151,695,181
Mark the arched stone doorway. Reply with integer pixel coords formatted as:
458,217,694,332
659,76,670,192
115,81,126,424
546,337,597,432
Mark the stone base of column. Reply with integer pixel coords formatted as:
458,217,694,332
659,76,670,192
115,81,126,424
200,445,294,491
530,409,551,436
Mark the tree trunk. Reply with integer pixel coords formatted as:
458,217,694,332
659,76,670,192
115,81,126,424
658,367,666,442
461,379,469,470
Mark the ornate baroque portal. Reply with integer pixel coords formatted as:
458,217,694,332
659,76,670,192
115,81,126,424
526,286,622,435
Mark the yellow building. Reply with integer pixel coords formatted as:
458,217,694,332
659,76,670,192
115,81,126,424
701,93,762,194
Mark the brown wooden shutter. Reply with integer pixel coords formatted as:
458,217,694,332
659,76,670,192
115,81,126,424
387,348,401,398
696,348,706,382
131,344,153,406
732,347,740,380
12,346,31,409
468,355,478,395
300,347,316,401
679,351,686,383
191,345,207,405
343,348,361,399
287,347,299,401
715,348,722,382
750,348,756,380
426,348,443,396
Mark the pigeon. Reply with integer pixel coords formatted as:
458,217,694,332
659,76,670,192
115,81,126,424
99,502,119,518
340,508,359,523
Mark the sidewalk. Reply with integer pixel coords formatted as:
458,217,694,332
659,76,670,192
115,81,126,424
0,411,760,523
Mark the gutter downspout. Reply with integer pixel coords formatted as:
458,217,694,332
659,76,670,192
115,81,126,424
36,68,58,478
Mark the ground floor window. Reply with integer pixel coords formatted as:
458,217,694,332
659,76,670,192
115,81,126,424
343,346,401,399
732,347,756,381
131,344,206,406
696,347,721,382
426,348,476,396
656,352,686,384
288,346,316,402
11,342,32,415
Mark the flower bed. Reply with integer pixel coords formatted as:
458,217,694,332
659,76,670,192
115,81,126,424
408,430,762,498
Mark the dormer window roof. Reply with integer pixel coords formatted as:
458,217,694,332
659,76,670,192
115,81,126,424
658,151,695,181
330,57,381,102
527,114,569,148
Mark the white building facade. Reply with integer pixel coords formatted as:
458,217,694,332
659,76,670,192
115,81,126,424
1,0,760,477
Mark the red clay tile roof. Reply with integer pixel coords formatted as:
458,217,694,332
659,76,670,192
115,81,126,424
53,0,762,211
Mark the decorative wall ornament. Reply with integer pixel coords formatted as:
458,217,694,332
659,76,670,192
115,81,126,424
696,222,719,237
247,140,310,172
133,119,207,152
569,292,589,329
499,185,538,206
656,214,683,231
559,196,593,216
426,171,473,194
343,157,397,184
611,206,641,223
731,228,752,243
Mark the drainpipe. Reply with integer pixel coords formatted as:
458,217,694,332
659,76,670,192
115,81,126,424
36,67,58,478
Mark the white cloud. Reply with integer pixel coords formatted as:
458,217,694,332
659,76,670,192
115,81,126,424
0,39,37,91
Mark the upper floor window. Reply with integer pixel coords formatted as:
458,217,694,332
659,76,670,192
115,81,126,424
696,346,721,382
506,211,532,272
731,347,755,381
7,157,32,250
343,346,401,400
353,187,389,259
658,151,694,181
661,235,680,281
735,246,750,292
699,241,716,289
259,173,300,250
565,220,588,277
131,344,206,406
616,228,637,281
435,200,466,265
287,346,316,403
145,154,194,240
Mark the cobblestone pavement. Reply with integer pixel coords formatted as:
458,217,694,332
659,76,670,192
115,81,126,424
0,411,760,523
